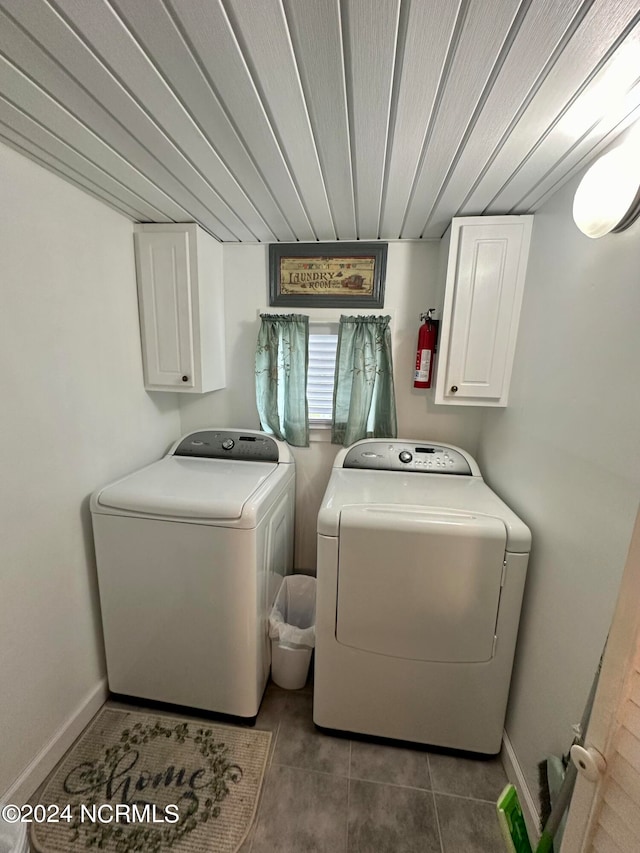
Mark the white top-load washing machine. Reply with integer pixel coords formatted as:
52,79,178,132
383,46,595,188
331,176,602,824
314,438,530,754
91,429,294,720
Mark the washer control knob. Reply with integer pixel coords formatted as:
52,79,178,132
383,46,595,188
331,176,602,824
399,451,413,464
221,439,235,451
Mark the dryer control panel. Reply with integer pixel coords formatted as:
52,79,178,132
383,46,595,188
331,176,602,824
173,430,280,462
343,441,472,474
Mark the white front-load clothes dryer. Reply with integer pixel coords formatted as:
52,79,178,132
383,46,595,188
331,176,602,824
90,429,294,719
314,439,530,754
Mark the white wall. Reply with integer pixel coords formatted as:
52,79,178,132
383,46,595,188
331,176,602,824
0,144,181,798
476,164,640,803
179,241,483,567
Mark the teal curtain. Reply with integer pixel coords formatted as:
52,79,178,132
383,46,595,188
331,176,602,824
331,315,397,446
255,314,309,447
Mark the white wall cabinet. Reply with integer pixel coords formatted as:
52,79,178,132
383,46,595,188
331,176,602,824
134,223,226,393
435,215,533,407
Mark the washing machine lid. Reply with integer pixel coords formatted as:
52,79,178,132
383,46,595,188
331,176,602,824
94,456,278,520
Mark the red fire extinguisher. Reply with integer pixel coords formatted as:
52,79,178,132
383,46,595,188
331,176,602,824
414,309,439,388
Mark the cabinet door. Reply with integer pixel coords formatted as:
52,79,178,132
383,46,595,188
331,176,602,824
436,217,532,406
135,230,195,389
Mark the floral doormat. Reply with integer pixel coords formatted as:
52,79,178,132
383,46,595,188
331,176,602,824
31,707,271,853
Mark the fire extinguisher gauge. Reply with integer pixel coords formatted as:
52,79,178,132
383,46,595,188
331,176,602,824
420,308,437,323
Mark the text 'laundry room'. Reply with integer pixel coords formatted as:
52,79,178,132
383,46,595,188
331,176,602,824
1,3,640,853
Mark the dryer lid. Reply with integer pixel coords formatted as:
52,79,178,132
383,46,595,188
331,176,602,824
95,456,278,520
336,506,507,663
317,469,531,551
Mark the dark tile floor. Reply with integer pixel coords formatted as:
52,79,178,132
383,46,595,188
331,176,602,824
41,681,507,853
241,682,507,853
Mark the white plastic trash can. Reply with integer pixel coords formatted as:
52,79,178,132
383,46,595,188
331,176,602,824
269,574,316,690
0,806,29,853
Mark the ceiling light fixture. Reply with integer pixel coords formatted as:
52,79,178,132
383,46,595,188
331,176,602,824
573,135,640,238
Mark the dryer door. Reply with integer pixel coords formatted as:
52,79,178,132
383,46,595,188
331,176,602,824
336,506,506,663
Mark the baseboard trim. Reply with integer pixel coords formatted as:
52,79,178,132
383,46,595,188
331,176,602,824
501,728,541,845
1,677,108,804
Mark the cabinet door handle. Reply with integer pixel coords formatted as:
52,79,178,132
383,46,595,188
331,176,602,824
450,385,458,393
182,375,189,382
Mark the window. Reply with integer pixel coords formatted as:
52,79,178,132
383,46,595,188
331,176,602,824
307,324,338,425
256,314,396,446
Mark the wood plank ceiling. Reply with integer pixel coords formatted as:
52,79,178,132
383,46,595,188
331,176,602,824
0,0,639,242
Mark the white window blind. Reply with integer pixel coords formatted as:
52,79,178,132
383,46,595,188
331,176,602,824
307,329,338,424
